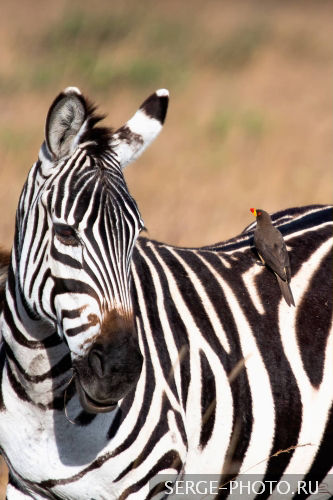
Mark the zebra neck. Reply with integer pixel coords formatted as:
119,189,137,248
2,271,71,406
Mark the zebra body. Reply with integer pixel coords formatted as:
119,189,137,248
0,88,332,499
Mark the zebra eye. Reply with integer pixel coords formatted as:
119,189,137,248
54,223,79,246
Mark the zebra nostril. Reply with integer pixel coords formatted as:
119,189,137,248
88,348,105,378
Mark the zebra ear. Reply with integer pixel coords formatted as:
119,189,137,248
45,87,87,160
111,89,169,169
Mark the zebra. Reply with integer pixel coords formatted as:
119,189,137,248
0,87,332,500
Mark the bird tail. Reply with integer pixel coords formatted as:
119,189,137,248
276,274,295,307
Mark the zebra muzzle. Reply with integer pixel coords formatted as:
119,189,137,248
73,331,143,414
74,376,118,413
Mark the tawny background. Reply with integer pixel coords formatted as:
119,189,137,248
0,0,331,495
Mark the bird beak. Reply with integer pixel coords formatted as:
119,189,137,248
250,208,257,217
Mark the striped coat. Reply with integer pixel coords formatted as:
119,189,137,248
0,87,331,499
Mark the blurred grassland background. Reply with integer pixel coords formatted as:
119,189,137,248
0,0,332,494
0,0,332,250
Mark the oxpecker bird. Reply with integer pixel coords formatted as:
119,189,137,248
250,208,295,307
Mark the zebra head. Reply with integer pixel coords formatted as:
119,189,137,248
15,87,168,412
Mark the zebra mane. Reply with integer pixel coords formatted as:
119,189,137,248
79,97,115,157
0,248,10,315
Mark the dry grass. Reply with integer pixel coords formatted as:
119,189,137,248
0,0,331,250
0,0,331,495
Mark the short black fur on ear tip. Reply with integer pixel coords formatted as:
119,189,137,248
139,89,169,125
45,87,88,159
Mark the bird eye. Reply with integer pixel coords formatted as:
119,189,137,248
54,223,79,246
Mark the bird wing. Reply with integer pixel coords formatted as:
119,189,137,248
254,229,289,281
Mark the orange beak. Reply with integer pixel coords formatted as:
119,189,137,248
250,208,257,217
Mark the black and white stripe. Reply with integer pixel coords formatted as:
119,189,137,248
0,88,331,499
